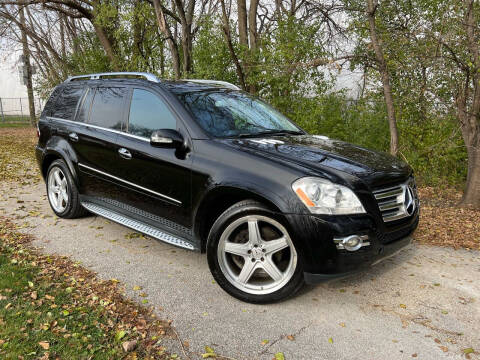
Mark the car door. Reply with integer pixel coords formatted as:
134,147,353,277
71,85,130,203
113,87,193,234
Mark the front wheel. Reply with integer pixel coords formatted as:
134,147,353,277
207,200,304,303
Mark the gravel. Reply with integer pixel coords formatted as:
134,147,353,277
1,181,479,360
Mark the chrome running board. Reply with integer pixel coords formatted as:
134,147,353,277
81,201,195,250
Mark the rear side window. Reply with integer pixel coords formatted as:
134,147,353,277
41,87,62,118
88,87,128,130
51,86,85,120
75,88,94,123
128,89,177,138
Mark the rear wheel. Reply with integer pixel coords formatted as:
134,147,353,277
46,159,87,219
207,200,304,303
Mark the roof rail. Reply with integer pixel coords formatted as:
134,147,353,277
182,79,241,90
65,72,160,83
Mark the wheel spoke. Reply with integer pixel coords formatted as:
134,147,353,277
61,190,69,204
54,171,62,186
263,236,289,255
261,256,283,281
224,242,250,257
56,191,64,206
248,218,262,245
237,259,257,284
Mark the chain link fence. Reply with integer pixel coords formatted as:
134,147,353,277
0,97,44,124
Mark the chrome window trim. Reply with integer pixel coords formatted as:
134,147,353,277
46,116,150,142
77,163,181,205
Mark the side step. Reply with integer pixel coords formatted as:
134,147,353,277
81,201,195,250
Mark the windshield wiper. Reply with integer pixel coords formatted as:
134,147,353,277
224,130,304,139
253,129,304,136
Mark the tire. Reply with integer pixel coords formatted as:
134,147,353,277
207,200,304,303
46,159,87,219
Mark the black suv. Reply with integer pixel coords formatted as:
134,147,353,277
36,72,419,303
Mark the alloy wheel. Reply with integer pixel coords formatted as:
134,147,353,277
48,167,69,213
217,215,297,295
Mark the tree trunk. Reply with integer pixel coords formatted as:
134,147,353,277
366,0,399,156
180,22,192,75
220,0,247,90
247,0,259,93
18,3,36,126
237,0,248,48
458,0,480,208
461,142,480,208
153,0,181,79
93,24,120,71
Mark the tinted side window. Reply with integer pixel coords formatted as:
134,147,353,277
88,87,128,130
51,86,85,120
128,89,176,138
41,87,62,118
75,88,94,123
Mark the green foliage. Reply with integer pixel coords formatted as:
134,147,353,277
192,18,238,83
286,91,467,187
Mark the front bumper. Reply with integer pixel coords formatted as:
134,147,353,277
284,208,419,283
303,235,412,283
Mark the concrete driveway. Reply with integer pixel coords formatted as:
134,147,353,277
1,181,479,360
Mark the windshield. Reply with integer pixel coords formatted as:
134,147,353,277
174,90,303,138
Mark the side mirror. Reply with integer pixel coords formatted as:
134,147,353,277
150,129,184,149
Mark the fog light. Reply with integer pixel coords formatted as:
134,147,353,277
333,235,370,251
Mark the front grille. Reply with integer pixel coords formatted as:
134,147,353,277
373,180,417,223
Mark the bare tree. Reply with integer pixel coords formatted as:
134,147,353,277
18,3,35,125
366,0,399,156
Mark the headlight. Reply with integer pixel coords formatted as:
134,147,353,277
292,177,365,215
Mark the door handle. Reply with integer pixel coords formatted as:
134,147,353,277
68,132,78,142
118,147,132,160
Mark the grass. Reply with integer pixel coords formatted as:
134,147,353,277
1,115,32,123
0,254,119,359
0,220,173,359
0,115,35,128
0,122,32,128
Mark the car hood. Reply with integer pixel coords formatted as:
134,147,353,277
221,134,411,186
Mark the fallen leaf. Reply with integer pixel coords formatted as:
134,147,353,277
339,322,346,327
261,339,269,345
122,340,137,352
286,335,295,341
31,291,37,300
38,341,49,350
439,346,448,352
463,348,474,354
274,352,285,360
115,330,127,341
202,345,216,358
328,337,333,344
399,304,407,309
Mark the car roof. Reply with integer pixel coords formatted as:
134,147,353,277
63,73,240,93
